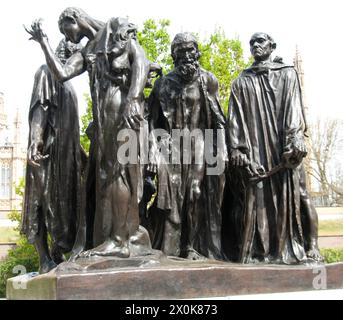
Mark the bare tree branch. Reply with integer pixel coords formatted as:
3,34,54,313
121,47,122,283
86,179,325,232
306,117,343,205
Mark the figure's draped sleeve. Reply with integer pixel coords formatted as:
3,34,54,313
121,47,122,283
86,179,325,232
204,72,228,162
22,65,55,242
22,65,82,247
282,68,307,153
148,77,162,168
201,72,226,259
204,73,226,129
41,35,86,82
227,78,251,156
29,65,58,117
147,77,172,210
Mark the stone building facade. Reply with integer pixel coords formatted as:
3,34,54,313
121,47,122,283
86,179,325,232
293,48,314,193
0,92,26,219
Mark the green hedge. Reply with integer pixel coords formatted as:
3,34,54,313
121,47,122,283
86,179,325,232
320,248,343,264
0,238,39,298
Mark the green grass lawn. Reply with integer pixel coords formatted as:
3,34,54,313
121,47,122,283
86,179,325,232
0,227,19,243
318,219,343,236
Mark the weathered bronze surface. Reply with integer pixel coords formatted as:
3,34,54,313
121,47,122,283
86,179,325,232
24,9,155,271
21,38,83,274
223,32,322,265
7,261,343,300
145,33,226,260
18,9,325,302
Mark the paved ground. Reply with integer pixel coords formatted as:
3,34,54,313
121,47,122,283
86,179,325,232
317,207,343,214
0,207,342,260
2,289,343,300
0,220,18,227
228,289,343,300
0,238,340,257
318,236,343,248
319,214,343,221
0,244,15,260
317,207,343,221
198,289,343,300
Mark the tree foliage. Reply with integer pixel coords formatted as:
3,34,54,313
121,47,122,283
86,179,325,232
137,19,173,74
0,238,39,298
80,94,93,154
0,177,39,298
198,28,250,114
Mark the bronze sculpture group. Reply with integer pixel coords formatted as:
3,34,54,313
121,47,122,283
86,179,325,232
22,7,323,274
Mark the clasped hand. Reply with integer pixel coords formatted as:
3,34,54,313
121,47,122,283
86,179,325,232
282,143,307,169
28,141,48,167
122,99,143,130
229,149,265,176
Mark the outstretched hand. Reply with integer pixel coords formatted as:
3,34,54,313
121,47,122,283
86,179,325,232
24,19,47,43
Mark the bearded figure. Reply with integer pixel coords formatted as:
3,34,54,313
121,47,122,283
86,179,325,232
144,33,227,260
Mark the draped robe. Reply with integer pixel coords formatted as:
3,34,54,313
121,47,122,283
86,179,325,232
22,65,82,250
226,61,309,264
147,69,226,259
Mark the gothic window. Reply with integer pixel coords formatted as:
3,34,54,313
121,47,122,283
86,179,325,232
0,162,11,198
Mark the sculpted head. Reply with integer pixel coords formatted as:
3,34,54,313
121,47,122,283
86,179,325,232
249,32,276,62
106,17,137,55
55,38,82,64
171,33,200,65
58,7,104,43
171,33,200,81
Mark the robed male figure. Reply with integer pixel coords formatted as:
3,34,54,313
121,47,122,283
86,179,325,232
146,33,226,260
225,32,322,264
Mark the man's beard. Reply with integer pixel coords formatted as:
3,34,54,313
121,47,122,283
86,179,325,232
176,60,199,82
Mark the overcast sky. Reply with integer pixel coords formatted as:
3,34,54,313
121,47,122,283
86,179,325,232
0,0,342,143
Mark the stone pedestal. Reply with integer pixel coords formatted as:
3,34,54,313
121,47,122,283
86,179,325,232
6,255,343,300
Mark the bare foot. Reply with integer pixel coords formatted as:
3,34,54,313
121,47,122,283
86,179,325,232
80,240,130,258
185,249,206,261
50,245,65,264
39,259,57,274
248,256,270,264
307,247,324,262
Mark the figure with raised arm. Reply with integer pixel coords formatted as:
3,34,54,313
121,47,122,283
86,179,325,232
25,8,154,259
22,38,83,273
